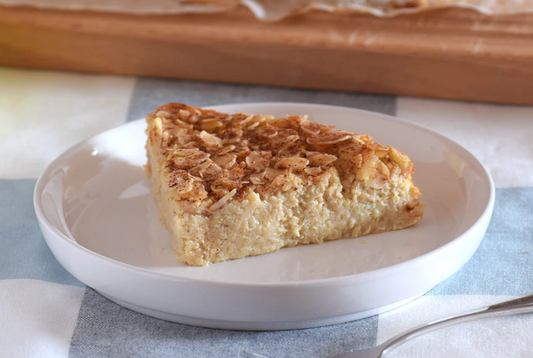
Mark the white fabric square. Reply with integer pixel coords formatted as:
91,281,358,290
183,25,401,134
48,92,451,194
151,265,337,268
397,97,533,188
0,67,135,179
0,279,85,358
378,295,533,358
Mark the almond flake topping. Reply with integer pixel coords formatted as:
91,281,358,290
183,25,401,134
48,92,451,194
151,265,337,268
264,167,288,180
300,120,321,135
173,148,199,157
307,131,352,145
149,103,412,213
306,152,338,166
156,110,172,119
208,189,237,213
274,157,309,170
255,125,278,138
178,109,190,120
199,130,222,147
213,154,237,169
217,145,236,155
173,151,210,169
245,151,270,171
166,169,194,194
304,167,323,176
249,173,266,185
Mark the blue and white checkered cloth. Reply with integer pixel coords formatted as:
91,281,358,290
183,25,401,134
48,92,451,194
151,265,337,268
1,66,533,358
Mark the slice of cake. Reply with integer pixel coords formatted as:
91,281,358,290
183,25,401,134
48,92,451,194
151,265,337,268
145,103,424,266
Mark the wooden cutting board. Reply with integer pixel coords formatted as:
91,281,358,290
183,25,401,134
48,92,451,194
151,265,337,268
1,5,532,105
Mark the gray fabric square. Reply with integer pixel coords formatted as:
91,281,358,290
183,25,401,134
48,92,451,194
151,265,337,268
127,79,396,121
69,289,378,358
0,179,83,287
428,187,533,296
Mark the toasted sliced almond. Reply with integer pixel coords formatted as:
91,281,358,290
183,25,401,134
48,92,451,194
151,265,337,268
172,148,199,157
202,117,224,130
318,123,335,132
245,151,270,171
254,125,278,138
378,161,390,178
188,181,208,201
374,147,390,159
178,109,190,121
202,162,223,181
306,152,338,166
211,178,238,196
278,146,302,158
357,134,372,142
390,147,411,170
189,174,204,182
177,134,195,146
189,159,213,177
300,120,321,136
264,167,288,180
269,175,289,191
202,121,223,131
166,169,194,194
250,173,266,185
238,114,254,125
234,146,251,159
202,117,221,124
189,114,200,124
247,121,260,130
357,151,379,181
354,153,363,169
173,151,210,169
168,115,193,129
208,189,237,212
224,165,245,181
307,131,351,145
217,145,236,156
153,117,163,132
156,110,172,119
220,128,243,144
272,129,300,148
368,144,390,154
213,154,237,169
304,167,323,176
199,130,222,147
286,114,305,121
284,135,300,146
274,157,309,170
268,117,292,128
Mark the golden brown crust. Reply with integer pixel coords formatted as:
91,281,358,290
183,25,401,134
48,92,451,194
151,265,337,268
146,103,418,215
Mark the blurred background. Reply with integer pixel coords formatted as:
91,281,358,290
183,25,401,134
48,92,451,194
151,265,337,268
1,0,533,106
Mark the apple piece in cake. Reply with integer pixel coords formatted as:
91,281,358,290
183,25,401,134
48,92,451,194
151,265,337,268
145,103,424,266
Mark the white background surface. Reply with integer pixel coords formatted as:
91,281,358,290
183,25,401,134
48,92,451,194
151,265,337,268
0,68,134,179
397,98,533,188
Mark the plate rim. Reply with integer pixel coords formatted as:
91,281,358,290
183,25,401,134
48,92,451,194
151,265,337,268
34,102,496,288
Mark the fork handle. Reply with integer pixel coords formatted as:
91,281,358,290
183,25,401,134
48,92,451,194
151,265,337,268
381,294,533,356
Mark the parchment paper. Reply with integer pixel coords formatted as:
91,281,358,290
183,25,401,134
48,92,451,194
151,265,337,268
3,0,533,21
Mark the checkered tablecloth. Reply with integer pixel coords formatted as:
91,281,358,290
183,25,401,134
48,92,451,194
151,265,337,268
1,66,533,358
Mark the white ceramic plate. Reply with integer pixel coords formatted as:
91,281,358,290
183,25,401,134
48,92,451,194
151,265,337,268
34,103,494,330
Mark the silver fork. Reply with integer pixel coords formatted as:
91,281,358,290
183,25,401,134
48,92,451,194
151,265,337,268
335,294,533,358
244,294,533,358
